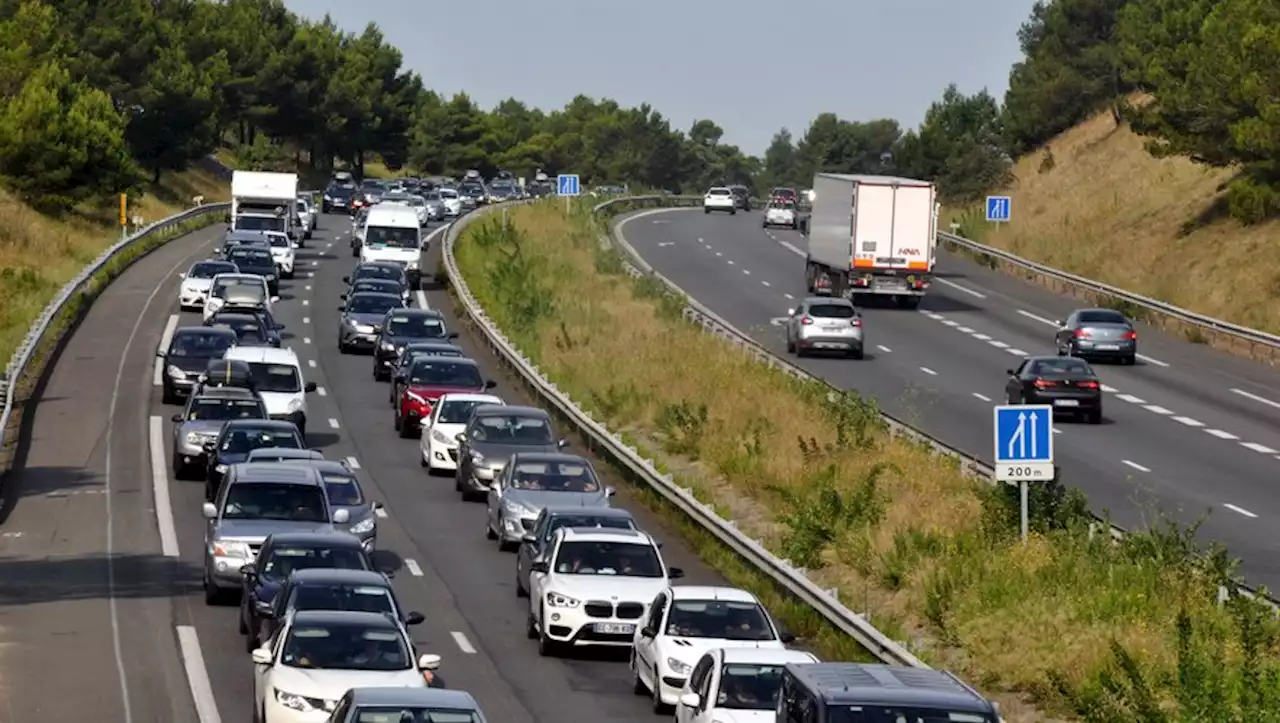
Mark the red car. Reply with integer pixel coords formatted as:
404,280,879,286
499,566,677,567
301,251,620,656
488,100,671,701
395,357,496,438
770,187,799,205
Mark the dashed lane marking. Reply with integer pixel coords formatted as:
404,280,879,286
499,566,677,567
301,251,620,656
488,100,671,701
1006,348,1028,356
303,317,310,324
302,299,309,306
451,631,477,654
877,345,892,353
328,418,340,429
307,359,317,368
783,293,794,300
920,367,938,376
1224,503,1257,518
1205,429,1239,440
935,278,987,299
742,269,750,275
1116,394,1145,404
1240,442,1277,454
988,340,1009,349
303,337,311,345
1144,405,1174,415
317,386,327,397
761,280,771,287
405,559,424,576
345,456,361,469
1122,460,1150,473
972,392,991,402
1172,416,1203,427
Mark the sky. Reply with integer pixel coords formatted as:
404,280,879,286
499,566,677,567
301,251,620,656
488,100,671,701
284,0,1039,156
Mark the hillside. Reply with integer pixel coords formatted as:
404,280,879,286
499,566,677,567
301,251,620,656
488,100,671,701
961,105,1280,334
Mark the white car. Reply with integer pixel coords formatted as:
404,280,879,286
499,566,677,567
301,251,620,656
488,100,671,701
762,202,797,229
177,260,237,310
528,527,684,657
265,231,296,279
294,197,315,239
703,187,736,215
633,586,793,711
203,273,274,320
439,188,462,217
223,345,316,435
402,194,430,226
251,610,440,723
419,392,504,473
674,647,820,723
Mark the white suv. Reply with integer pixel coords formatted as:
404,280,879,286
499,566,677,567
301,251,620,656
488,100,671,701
702,187,736,215
527,527,683,656
763,201,798,229
264,231,296,279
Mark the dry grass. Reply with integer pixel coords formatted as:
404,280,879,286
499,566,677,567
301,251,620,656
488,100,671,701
954,101,1280,332
455,202,1280,721
0,168,228,362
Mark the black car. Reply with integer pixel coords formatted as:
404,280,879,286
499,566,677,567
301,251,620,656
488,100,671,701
203,419,306,500
373,309,458,381
227,247,279,295
728,185,751,210
205,310,282,348
515,507,638,597
343,263,410,302
257,568,424,647
388,342,468,404
1005,356,1103,424
238,531,373,650
323,183,356,214
194,358,256,395
342,278,405,302
218,230,269,260
157,326,239,404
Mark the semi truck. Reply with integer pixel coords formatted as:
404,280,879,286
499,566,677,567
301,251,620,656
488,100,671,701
230,170,299,241
801,173,939,309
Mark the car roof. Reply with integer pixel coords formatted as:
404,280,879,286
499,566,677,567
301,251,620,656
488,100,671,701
224,346,299,365
436,392,502,405
785,663,992,710
290,610,398,628
347,292,402,301
542,505,634,519
289,567,388,584
173,325,237,337
475,404,544,417
348,687,480,708
229,463,323,485
404,341,464,352
192,387,258,401
510,452,589,465
224,418,296,430
560,526,652,544
719,647,820,665
803,296,854,306
267,531,365,549
668,585,759,603
387,308,444,319
281,459,357,476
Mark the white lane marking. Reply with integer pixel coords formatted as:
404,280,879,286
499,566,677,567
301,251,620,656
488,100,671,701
374,506,388,518
920,367,938,376
925,312,945,321
697,237,704,243
727,260,735,265
972,392,992,402
451,631,477,654
742,269,750,275
1016,309,1057,327
345,456,361,469
1122,460,1150,472
877,345,892,353
780,241,806,257
1115,394,1145,404
1205,429,1239,440
1231,388,1280,410
405,559,424,576
973,333,992,341
715,252,723,257
783,293,794,300
1053,428,1063,435
148,416,179,557
935,278,987,299
1240,442,1277,454
957,326,974,333
1144,405,1174,415
303,316,310,324
303,337,311,345
328,418,340,429
153,314,180,385
307,359,317,368
1224,503,1257,518
302,299,309,306
305,284,312,291
1006,348,1028,356
1101,384,1118,393
988,340,1009,349
416,290,429,309
317,386,327,397
941,319,959,327
176,626,222,723
311,260,320,266
761,280,771,287
1137,353,1169,368
1172,416,1203,427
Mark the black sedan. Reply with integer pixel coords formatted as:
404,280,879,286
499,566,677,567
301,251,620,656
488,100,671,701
202,419,306,500
372,309,458,381
1005,356,1103,424
157,326,239,404
388,341,467,404
205,310,282,348
342,278,405,304
256,567,424,647
227,247,280,296
1054,308,1138,365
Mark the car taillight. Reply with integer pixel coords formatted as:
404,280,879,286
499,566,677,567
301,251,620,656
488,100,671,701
1033,379,1057,388
851,318,862,327
1076,380,1099,389
1074,328,1091,338
1122,330,1137,340
800,317,813,325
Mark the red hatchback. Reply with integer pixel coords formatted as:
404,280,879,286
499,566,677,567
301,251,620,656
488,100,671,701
770,187,798,205
395,357,496,438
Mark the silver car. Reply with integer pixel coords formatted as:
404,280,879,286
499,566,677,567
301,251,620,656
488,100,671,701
485,453,615,550
454,405,569,502
171,387,266,479
784,296,865,359
418,190,446,221
201,463,350,604
1055,308,1137,365
337,291,404,353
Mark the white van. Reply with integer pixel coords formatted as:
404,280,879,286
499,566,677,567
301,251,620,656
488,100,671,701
222,346,316,437
359,205,423,286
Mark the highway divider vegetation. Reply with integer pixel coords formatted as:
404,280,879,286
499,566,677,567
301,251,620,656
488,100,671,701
453,201,1280,722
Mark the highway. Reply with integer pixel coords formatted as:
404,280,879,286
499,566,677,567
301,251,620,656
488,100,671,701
619,208,1280,591
0,211,735,722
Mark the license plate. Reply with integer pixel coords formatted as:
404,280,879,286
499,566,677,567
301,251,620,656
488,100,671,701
1095,343,1120,350
822,326,844,332
1053,399,1079,407
593,622,635,635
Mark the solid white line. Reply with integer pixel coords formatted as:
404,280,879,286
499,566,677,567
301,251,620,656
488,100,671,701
1136,353,1169,368
1172,416,1204,427
328,418,340,429
148,417,180,557
973,333,991,341
935,278,987,299
451,631,477,654
345,456,361,469
317,386,327,397
374,506,388,519
1143,405,1174,415
415,290,429,309
957,326,974,333
176,626,222,723
779,241,806,257
877,345,892,353
1016,309,1057,327
1101,384,1118,393
920,367,937,376
1240,441,1277,454
1230,388,1280,410
972,392,991,402
303,337,311,345
405,559,424,576
1205,429,1239,440
307,360,316,368
1115,394,1145,404
1007,348,1028,356
154,314,180,385
1224,503,1258,518
988,340,1009,349
1122,460,1150,473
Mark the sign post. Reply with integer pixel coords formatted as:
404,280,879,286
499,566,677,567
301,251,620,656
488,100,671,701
993,404,1055,542
119,193,128,239
985,195,1011,227
557,173,580,214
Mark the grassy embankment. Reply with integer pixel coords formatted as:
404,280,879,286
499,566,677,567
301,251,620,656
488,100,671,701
454,201,1280,722
951,103,1280,335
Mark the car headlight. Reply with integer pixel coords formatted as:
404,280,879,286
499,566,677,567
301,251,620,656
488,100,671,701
167,365,186,379
667,657,693,676
545,591,580,608
287,398,304,414
381,341,396,351
349,516,376,535
503,499,534,517
430,429,454,446
354,323,374,333
324,194,333,201
214,463,228,473
212,540,250,558
407,259,419,270
185,431,203,445
406,391,427,405
274,689,318,712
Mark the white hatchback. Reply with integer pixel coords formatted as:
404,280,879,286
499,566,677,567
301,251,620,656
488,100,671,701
177,260,238,310
265,231,296,278
419,392,504,473
703,187,736,215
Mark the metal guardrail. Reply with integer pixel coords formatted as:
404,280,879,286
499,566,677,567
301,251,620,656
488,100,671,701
0,202,232,477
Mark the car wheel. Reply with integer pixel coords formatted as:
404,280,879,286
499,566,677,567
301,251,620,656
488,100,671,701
632,652,648,695
486,515,498,540
849,347,864,360
1122,354,1136,366
729,209,736,215
785,334,795,354
652,666,669,713
516,567,528,597
338,339,348,354
1088,409,1103,425
172,458,185,480
398,417,414,439
527,611,539,640
393,412,402,432
537,617,559,657
420,447,430,468
161,384,178,405
703,208,710,214
238,606,249,635
203,574,224,606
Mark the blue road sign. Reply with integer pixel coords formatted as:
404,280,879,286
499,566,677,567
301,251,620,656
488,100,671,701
557,174,580,196
992,404,1054,481
986,195,1011,223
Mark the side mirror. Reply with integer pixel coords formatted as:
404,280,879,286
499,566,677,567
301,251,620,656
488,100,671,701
418,653,441,671
224,212,232,223
447,332,459,340
679,692,701,709
275,324,286,331
201,502,217,519
171,414,184,423
556,438,568,449
371,501,384,511
521,533,537,544
420,418,432,428
340,294,347,301
483,380,497,390
304,381,317,393
455,432,467,443
404,611,425,626
605,486,616,497
251,647,272,665
337,305,345,311
640,626,656,638
239,563,257,578
156,348,166,358
1005,369,1015,376
332,508,351,524
271,296,280,302
668,567,685,579
786,308,794,316
1055,320,1064,327
781,631,797,644
178,272,187,279
342,276,351,283
530,560,549,574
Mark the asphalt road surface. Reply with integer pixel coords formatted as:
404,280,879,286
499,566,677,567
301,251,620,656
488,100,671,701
619,207,1280,592
0,210,735,722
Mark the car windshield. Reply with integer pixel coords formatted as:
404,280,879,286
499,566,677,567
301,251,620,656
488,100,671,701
348,296,400,315
409,361,481,387
470,414,553,444
421,191,441,201
716,663,787,711
245,362,302,393
460,184,483,195
230,251,273,267
354,281,399,295
268,235,289,248
386,314,446,338
288,584,395,616
220,427,301,454
828,709,995,723
440,189,458,199
809,304,856,319
1028,359,1092,376
553,540,662,577
509,460,599,492
355,266,402,282
366,226,418,249
403,349,463,368
169,330,236,358
1078,311,1128,325
210,318,266,342
211,278,263,297
222,482,326,522
666,599,774,641
235,216,283,232
189,263,233,279
437,399,494,424
281,622,410,671
708,188,730,196
405,197,425,207
321,472,364,505
185,398,264,421
261,546,368,579
355,707,482,723
546,514,634,539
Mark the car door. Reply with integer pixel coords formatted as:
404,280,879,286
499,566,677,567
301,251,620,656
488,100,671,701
635,591,669,673
486,464,510,531
679,653,717,723
518,511,549,585
1057,312,1076,348
529,531,561,616
254,617,286,705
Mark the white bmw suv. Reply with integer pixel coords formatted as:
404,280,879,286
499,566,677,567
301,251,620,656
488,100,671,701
702,187,736,215
527,527,683,657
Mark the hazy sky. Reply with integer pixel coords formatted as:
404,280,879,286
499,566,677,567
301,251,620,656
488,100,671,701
285,1,1038,155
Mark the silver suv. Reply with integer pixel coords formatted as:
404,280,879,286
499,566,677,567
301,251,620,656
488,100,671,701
784,297,865,359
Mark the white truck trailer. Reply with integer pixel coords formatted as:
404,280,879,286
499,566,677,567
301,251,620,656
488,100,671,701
802,173,939,308
230,170,299,240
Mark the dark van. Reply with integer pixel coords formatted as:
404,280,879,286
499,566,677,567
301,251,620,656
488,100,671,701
778,663,999,723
